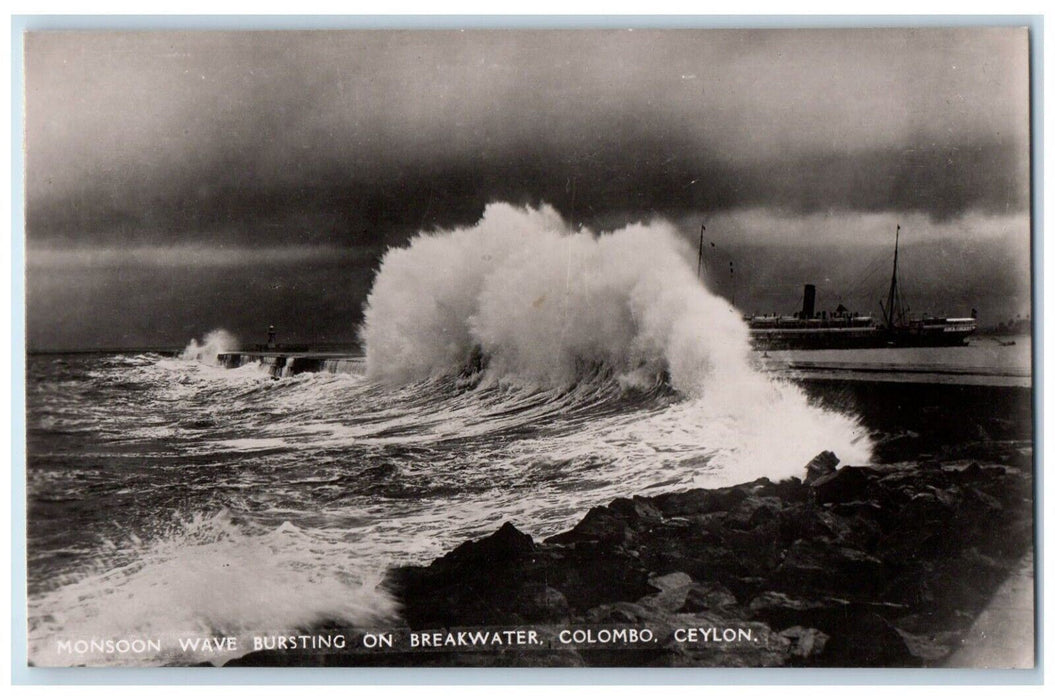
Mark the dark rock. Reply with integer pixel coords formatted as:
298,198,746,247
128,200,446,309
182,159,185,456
777,502,840,542
648,571,694,591
636,535,746,587
585,600,652,624
818,609,917,667
687,511,729,534
652,483,753,516
359,445,1031,669
639,571,694,612
653,488,720,517
536,546,655,611
949,462,1002,482
963,486,1003,512
878,492,962,560
830,499,884,520
805,451,840,484
609,607,639,624
748,591,847,630
813,510,860,545
896,628,953,662
608,496,665,529
725,496,782,531
713,485,752,511
545,507,633,545
779,625,829,660
715,520,784,574
445,522,535,563
680,581,739,612
776,539,887,598
811,466,879,505
765,477,810,503
514,584,570,623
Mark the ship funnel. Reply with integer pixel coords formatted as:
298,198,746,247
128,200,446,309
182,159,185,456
801,284,816,319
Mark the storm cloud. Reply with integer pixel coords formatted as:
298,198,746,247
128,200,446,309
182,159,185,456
26,29,1029,244
23,27,1032,349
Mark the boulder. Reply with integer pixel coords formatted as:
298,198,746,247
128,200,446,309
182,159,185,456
779,626,830,660
811,466,878,505
546,507,634,545
804,451,840,484
608,496,665,529
777,539,887,597
653,488,720,517
748,591,845,630
680,581,739,612
725,496,782,531
818,610,917,667
649,571,694,591
639,571,695,612
445,521,535,563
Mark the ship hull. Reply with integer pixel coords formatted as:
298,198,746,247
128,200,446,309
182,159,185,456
750,326,975,350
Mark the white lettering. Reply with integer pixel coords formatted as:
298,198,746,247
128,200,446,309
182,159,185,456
674,627,754,644
362,633,393,649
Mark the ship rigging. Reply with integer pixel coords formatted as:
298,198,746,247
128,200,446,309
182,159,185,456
697,224,978,350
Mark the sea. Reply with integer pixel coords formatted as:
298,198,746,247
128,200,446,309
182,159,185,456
24,203,1029,666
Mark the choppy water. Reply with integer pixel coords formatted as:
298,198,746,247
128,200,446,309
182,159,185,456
27,204,880,666
27,349,875,666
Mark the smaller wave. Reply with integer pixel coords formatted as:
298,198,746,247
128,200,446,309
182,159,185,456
180,329,239,365
28,509,397,667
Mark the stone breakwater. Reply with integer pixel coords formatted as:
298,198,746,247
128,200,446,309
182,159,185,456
228,447,1032,668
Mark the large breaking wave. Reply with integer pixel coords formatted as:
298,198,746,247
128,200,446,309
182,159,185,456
360,202,872,481
361,203,749,392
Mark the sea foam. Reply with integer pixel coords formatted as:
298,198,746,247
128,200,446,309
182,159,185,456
361,203,746,393
180,329,239,365
28,509,397,667
360,202,872,482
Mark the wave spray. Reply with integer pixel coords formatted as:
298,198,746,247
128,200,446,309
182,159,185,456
180,329,239,365
360,202,872,482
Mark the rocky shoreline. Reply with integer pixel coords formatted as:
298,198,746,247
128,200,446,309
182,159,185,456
228,441,1033,668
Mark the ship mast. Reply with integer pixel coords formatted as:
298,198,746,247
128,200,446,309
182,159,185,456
697,223,706,280
883,224,905,329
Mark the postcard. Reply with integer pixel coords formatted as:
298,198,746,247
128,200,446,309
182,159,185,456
22,24,1034,670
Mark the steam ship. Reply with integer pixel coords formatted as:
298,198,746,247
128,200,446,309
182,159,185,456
736,225,978,351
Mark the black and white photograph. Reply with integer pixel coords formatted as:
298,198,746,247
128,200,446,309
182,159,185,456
21,24,1035,670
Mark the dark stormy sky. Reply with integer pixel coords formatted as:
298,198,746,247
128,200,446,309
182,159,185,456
24,28,1031,350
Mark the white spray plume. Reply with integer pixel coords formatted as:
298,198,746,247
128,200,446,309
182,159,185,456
361,202,747,393
360,202,872,478
180,329,239,365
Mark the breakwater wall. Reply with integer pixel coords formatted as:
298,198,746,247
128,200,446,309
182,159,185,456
216,351,363,379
